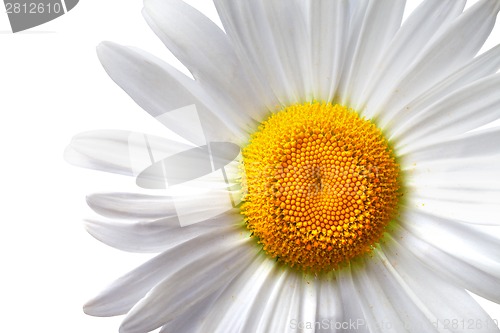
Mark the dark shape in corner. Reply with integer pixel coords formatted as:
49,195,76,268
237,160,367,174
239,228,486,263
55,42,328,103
5,0,79,33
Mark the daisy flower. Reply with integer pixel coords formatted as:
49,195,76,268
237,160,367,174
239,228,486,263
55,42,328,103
66,0,500,332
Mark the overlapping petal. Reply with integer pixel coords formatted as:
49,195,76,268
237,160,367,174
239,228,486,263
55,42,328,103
142,0,264,126
380,235,500,333
64,130,191,176
367,0,500,124
97,42,247,145
83,225,244,317
119,237,254,333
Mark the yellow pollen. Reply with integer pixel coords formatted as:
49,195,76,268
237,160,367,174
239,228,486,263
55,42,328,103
241,102,400,273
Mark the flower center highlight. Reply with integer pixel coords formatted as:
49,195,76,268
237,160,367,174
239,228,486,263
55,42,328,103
241,102,400,273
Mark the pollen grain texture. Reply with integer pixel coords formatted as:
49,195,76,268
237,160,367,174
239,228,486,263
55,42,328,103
241,102,400,273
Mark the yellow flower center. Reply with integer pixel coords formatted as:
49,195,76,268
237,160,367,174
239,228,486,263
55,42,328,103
241,102,400,273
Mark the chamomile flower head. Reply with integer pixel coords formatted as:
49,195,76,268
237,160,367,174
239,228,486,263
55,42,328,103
66,0,500,332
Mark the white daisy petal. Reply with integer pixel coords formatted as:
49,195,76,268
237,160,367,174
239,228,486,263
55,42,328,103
408,182,500,225
401,126,500,162
407,156,500,195
84,217,181,253
360,0,466,116
338,0,406,108
341,0,368,82
86,192,174,220
299,278,318,333
96,42,245,145
119,238,254,333
391,223,500,304
413,186,499,207
407,154,500,212
336,267,370,333
83,214,236,253
142,0,262,127
370,0,500,124
83,227,242,317
308,0,348,102
64,130,190,176
316,277,343,333
384,44,500,132
392,74,500,148
381,235,500,333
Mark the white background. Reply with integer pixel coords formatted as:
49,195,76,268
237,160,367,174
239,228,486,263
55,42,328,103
0,1,499,332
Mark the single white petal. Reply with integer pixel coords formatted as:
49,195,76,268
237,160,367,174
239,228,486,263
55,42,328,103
391,223,500,304
308,0,348,102
97,42,245,145
369,0,500,125
338,0,405,108
381,234,500,333
336,0,368,105
384,44,500,132
84,213,238,253
406,155,500,192
298,278,318,333
86,192,174,220
408,184,500,225
336,266,370,333
392,74,500,148
142,0,263,127
119,238,254,333
411,186,499,206
64,130,191,176
84,217,184,253
316,276,343,333
360,0,466,117
401,126,500,163
83,226,243,317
